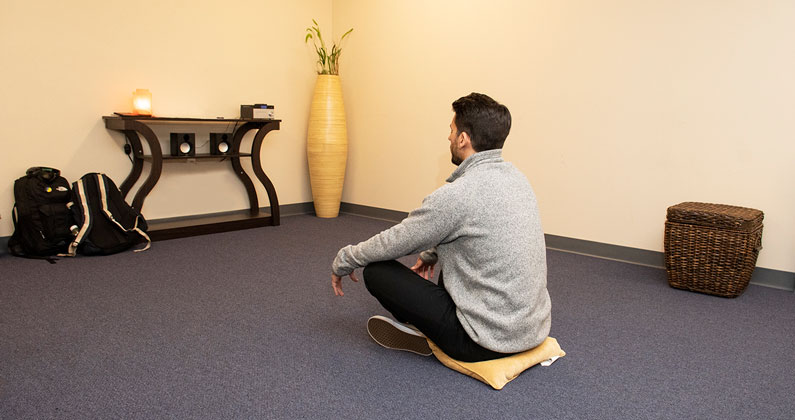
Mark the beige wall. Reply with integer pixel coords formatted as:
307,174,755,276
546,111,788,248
333,0,794,273
0,0,329,223
2,1,793,274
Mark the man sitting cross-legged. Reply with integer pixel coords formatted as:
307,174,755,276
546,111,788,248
331,92,551,363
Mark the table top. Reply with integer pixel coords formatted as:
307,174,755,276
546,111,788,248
103,115,281,124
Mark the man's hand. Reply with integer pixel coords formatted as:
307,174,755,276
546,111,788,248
332,271,359,297
411,257,436,280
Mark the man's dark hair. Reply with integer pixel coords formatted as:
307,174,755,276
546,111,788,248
452,93,512,151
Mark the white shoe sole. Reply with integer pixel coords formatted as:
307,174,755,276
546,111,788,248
367,316,432,356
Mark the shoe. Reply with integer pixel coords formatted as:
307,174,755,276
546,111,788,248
367,315,432,356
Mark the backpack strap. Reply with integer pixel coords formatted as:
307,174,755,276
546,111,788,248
63,176,93,257
97,174,151,252
11,203,18,228
8,204,22,256
9,203,59,264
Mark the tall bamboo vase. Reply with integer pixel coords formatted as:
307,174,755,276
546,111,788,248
307,75,347,218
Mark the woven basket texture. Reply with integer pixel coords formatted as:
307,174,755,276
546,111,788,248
664,202,763,298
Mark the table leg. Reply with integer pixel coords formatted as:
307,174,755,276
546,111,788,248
230,123,261,216
119,131,144,200
129,120,162,212
251,123,280,225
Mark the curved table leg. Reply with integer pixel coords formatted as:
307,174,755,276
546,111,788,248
119,131,144,200
129,120,163,212
251,123,281,225
230,122,261,216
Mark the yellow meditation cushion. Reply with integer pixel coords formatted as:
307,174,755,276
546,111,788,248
428,337,565,390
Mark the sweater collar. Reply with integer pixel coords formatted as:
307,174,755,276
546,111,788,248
446,149,503,182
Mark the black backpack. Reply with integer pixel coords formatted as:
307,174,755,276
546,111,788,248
8,167,76,260
66,173,151,256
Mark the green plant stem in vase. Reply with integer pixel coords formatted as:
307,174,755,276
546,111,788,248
305,19,353,75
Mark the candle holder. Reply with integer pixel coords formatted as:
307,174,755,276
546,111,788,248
132,89,152,115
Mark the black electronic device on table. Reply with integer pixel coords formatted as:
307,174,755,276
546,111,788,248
170,133,195,156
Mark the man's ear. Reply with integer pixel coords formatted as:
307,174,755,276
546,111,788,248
459,131,473,149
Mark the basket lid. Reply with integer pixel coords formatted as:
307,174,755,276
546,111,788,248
666,202,763,230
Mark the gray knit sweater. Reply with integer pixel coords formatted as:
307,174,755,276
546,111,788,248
332,149,551,353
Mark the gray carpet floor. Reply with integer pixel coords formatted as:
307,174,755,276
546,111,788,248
1,214,793,419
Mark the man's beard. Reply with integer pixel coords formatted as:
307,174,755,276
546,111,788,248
450,143,463,166
450,153,463,166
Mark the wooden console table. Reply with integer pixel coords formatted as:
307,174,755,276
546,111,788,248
102,115,281,241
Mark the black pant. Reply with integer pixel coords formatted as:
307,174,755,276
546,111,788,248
363,260,513,362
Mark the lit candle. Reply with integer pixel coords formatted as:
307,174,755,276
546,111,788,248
132,89,152,115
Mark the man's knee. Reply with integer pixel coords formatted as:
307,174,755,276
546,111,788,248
363,260,396,289
363,260,413,298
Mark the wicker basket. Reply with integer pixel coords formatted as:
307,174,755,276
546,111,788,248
664,202,763,298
